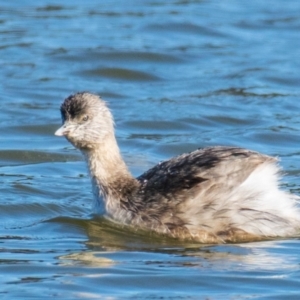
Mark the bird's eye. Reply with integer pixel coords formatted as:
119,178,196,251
82,115,89,122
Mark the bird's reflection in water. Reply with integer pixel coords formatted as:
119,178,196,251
55,216,300,272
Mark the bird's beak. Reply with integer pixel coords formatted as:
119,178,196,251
55,125,67,136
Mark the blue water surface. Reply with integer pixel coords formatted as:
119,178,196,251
1,0,300,299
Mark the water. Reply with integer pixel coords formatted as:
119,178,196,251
1,0,300,298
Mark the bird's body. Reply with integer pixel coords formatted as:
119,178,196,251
55,92,300,243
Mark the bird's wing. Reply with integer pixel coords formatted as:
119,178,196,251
138,146,275,199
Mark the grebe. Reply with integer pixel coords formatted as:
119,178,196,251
55,92,300,243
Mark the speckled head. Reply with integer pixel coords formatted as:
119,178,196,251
55,92,114,150
60,93,90,121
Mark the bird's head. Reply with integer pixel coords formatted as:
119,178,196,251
55,92,114,150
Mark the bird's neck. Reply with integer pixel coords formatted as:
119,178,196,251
81,136,137,215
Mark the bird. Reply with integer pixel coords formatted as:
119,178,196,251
55,92,300,243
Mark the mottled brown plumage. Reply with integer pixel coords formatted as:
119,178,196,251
55,92,300,243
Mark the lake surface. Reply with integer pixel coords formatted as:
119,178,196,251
1,0,300,298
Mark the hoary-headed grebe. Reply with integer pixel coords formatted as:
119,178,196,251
55,92,300,243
